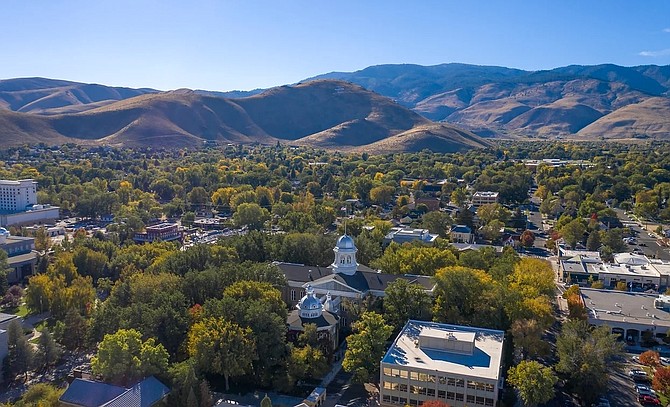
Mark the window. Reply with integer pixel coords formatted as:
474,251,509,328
383,382,393,390
399,398,407,405
291,290,296,301
468,381,476,390
447,378,455,386
467,395,475,404
383,395,391,403
384,368,392,376
398,384,408,392
410,372,419,381
399,370,408,379
485,398,494,407
484,383,494,392
456,379,464,388
455,393,464,402
476,396,485,405
427,389,435,397
391,396,399,404
438,376,446,385
418,387,427,396
410,386,419,394
476,383,486,391
409,400,418,406
437,391,446,399
446,392,455,401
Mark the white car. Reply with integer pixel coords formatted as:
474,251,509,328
661,357,670,365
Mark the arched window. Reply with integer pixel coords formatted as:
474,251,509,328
340,257,345,264
347,255,351,264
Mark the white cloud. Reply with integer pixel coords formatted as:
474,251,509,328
664,28,670,33
639,48,670,57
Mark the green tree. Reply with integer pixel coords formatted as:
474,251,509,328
233,203,270,230
510,319,549,359
450,188,467,206
342,311,392,383
0,250,9,297
383,279,431,330
420,211,452,237
7,319,33,381
556,320,623,405
289,344,329,382
91,328,169,386
507,361,557,407
188,317,256,391
559,218,586,249
369,185,395,205
261,394,272,407
586,230,601,251
35,329,61,369
371,243,456,275
12,383,64,407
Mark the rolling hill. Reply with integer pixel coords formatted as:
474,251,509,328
0,80,489,152
311,63,670,139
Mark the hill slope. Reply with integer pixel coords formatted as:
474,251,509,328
0,80,488,152
312,63,670,139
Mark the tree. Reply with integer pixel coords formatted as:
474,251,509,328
383,279,431,330
0,250,8,297
289,344,329,382
261,394,273,407
7,319,33,381
33,226,51,253
188,317,256,391
640,350,661,367
653,366,670,395
421,211,452,237
433,266,505,329
12,383,64,407
477,203,511,225
450,188,467,206
369,186,395,205
481,219,504,242
233,203,270,230
556,320,623,405
511,319,549,359
507,361,557,407
91,328,169,386
371,243,456,276
35,329,61,370
520,230,535,248
342,311,392,383
560,219,586,248
586,231,601,251
60,309,87,350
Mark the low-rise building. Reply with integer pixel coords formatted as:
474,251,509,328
59,376,169,407
582,288,670,344
380,320,504,407
449,225,473,244
472,192,499,206
0,228,37,283
384,228,438,246
133,223,182,243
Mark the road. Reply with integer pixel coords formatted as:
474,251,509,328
613,208,670,261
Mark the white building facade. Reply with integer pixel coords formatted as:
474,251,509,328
0,179,37,213
380,320,504,407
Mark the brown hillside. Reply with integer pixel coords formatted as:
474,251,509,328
0,80,487,153
577,97,670,139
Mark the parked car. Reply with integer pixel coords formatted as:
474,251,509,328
639,394,660,405
630,369,650,381
660,356,670,365
632,355,641,363
635,384,657,397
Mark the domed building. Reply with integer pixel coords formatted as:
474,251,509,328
278,232,435,342
287,285,339,352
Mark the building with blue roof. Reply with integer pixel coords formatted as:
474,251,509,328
59,376,169,407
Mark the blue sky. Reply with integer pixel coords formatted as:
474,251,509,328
1,0,669,91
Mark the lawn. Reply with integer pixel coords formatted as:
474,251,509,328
4,304,30,318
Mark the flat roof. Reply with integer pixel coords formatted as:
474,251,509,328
590,263,660,278
473,191,499,197
382,320,504,381
581,288,670,329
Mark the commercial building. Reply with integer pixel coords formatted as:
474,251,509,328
471,192,499,206
582,288,670,344
133,223,183,243
0,179,59,227
0,228,37,283
380,320,504,407
384,228,438,246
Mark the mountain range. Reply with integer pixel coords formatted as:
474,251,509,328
0,62,669,151
0,79,487,153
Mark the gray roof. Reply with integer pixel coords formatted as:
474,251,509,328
450,225,472,233
581,288,670,329
276,262,375,284
287,309,338,329
105,376,170,407
0,313,18,325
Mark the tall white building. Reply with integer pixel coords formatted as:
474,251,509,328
0,179,37,213
380,320,504,407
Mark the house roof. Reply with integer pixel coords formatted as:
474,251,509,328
276,262,375,284
450,225,472,234
59,377,169,407
59,379,127,407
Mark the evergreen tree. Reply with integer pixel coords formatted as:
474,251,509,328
35,329,61,369
7,320,33,380
586,231,602,251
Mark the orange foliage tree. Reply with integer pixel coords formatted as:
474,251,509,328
653,366,670,394
640,350,661,368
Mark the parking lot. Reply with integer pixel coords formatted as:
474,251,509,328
606,353,660,407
